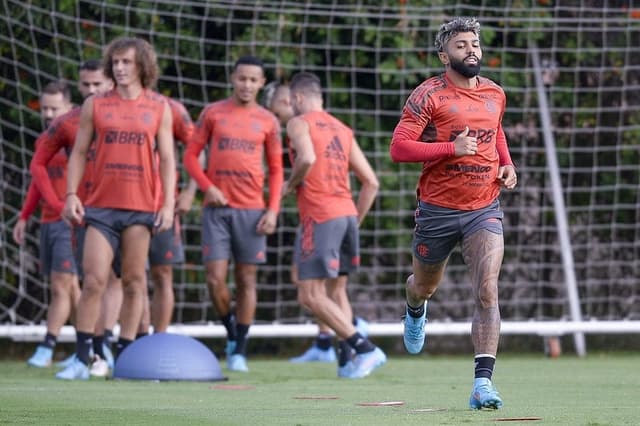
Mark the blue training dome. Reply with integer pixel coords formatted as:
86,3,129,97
113,332,226,381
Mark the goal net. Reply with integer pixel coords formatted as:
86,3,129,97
1,1,639,346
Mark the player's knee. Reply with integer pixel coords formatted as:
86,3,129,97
477,281,499,308
121,276,146,296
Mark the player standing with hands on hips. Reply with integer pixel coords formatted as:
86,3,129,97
390,17,517,409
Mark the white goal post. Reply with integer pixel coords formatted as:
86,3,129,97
3,320,640,343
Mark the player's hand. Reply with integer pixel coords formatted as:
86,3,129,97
12,218,27,245
175,190,195,215
453,126,478,156
203,185,228,207
256,209,278,235
497,165,517,189
62,194,85,226
154,204,174,233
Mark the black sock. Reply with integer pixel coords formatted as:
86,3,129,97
406,302,425,318
115,338,133,359
315,332,333,350
337,341,352,367
43,333,57,349
76,332,93,366
221,313,237,341
136,332,148,340
352,317,358,326
474,355,496,380
93,335,106,359
234,323,250,355
346,332,375,354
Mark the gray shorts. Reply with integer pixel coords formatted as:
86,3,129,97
413,199,504,264
202,206,267,264
84,207,154,262
149,219,185,266
294,216,360,280
39,220,78,276
73,224,122,278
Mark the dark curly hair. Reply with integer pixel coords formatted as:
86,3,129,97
103,37,159,89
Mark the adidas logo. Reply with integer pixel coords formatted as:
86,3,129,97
324,136,346,161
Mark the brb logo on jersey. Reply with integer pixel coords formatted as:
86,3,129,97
218,137,255,153
449,128,496,145
104,129,147,146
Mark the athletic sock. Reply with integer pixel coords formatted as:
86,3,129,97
221,313,237,341
43,333,57,349
406,301,425,318
93,335,106,359
76,331,93,366
315,332,333,350
346,332,375,354
136,332,148,340
474,354,496,380
337,341,351,367
115,337,133,359
103,329,114,351
234,323,250,355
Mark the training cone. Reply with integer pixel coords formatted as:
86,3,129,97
113,332,226,381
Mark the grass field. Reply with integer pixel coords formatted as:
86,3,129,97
0,353,638,425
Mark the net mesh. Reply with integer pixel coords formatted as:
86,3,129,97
1,0,639,330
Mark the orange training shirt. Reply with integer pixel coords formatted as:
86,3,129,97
293,110,358,223
154,96,195,209
86,89,165,212
185,98,283,212
391,73,508,210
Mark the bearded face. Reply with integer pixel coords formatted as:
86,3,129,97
449,54,481,78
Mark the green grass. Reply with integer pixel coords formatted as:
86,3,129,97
0,354,638,425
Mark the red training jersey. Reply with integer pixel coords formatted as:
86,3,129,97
153,96,195,209
87,89,165,212
390,73,512,210
29,107,98,213
185,98,283,212
23,125,75,223
292,110,358,223
37,146,68,223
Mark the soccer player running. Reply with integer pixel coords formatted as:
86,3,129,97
29,61,121,374
184,56,283,372
13,81,76,368
56,37,176,380
389,17,517,409
282,72,385,378
264,82,369,363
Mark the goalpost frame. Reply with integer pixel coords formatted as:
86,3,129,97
530,40,586,356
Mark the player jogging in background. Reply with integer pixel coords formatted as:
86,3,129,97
263,81,369,364
184,55,284,373
30,60,121,377
57,36,176,380
282,72,385,379
13,81,75,368
389,17,517,409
